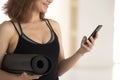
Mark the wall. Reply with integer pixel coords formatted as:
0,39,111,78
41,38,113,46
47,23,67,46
77,0,114,67
46,0,71,56
60,0,114,80
0,0,9,23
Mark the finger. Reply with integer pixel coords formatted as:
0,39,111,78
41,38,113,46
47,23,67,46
83,36,87,41
20,72,29,80
29,75,42,79
89,37,94,44
81,36,87,43
86,40,93,48
30,75,40,79
81,42,91,51
22,72,28,76
21,72,40,80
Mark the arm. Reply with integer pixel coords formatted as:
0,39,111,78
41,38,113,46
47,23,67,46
50,20,98,76
58,35,98,76
0,21,40,80
0,21,18,80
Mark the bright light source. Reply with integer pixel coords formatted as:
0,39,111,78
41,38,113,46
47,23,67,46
113,1,120,80
113,0,120,63
113,64,120,80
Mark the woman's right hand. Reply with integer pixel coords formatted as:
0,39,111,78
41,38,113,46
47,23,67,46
17,72,41,80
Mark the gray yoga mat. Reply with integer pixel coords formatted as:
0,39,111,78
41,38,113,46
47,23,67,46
1,54,52,75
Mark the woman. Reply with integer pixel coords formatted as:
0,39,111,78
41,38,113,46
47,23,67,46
0,0,98,80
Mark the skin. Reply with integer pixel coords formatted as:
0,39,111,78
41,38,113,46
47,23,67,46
0,0,98,80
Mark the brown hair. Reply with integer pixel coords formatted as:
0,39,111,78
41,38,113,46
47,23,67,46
3,0,45,23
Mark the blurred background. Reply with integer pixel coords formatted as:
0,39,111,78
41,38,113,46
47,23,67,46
0,0,120,80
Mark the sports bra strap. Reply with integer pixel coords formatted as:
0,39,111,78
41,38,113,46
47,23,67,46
45,19,54,32
18,22,24,35
10,21,21,36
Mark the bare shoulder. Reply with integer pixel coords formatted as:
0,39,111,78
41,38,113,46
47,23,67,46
0,21,12,27
0,21,14,32
48,19,61,36
0,21,15,37
48,19,60,26
0,21,13,30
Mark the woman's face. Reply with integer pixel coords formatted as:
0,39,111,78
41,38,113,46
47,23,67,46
34,0,53,13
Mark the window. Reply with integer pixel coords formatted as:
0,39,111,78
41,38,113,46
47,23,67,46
113,0,120,64
113,0,120,80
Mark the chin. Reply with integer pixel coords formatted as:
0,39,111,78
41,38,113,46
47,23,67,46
41,10,47,13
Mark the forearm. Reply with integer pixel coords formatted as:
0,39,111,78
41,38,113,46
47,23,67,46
0,69,18,80
58,48,86,76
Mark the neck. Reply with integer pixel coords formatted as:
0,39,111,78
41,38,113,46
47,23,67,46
28,11,42,23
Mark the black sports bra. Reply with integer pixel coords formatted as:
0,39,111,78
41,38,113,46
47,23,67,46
10,19,60,80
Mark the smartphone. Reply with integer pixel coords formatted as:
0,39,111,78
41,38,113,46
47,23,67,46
85,25,103,44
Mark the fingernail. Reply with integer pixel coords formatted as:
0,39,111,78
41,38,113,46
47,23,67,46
37,76,40,78
87,40,89,42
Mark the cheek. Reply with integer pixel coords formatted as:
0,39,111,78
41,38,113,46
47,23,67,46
34,2,42,10
50,0,53,3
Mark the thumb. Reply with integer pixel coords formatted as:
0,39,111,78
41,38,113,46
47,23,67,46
82,36,87,43
30,75,41,79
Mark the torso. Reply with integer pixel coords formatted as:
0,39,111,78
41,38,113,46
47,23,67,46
7,19,60,80
8,20,54,53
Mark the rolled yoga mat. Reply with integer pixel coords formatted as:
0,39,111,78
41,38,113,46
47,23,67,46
1,54,52,75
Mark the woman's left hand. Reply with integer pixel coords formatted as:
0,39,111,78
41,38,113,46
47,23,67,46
79,32,98,54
